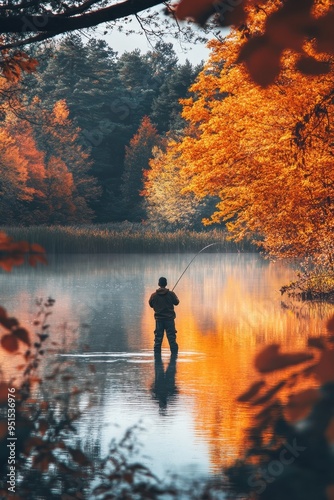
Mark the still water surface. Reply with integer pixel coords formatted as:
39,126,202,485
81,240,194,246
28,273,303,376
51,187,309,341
1,253,334,480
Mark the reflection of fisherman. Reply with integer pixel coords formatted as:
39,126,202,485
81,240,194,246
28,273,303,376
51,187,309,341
149,277,179,354
152,353,178,412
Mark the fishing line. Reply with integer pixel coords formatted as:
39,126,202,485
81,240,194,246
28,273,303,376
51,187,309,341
172,242,220,291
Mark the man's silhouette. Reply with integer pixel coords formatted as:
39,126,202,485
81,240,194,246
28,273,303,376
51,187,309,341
149,277,179,354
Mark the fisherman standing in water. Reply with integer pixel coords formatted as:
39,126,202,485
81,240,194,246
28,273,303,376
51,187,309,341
149,277,179,355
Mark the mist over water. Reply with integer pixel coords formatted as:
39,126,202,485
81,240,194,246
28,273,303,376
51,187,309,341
1,253,334,479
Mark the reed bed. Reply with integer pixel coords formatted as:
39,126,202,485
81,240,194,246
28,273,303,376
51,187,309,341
2,224,255,254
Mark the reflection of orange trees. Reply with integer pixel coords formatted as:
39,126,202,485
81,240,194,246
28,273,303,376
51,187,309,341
141,258,331,470
227,323,334,500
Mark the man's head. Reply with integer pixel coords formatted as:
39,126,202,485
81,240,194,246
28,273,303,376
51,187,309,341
158,277,167,287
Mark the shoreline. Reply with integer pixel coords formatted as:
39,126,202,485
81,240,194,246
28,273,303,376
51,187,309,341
1,224,256,254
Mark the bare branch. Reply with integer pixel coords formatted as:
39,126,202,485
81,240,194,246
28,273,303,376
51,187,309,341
0,0,165,34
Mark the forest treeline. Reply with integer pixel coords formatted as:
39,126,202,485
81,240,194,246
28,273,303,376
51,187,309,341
0,35,216,227
1,0,334,278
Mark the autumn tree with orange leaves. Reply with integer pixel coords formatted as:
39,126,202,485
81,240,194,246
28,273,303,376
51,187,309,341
143,139,219,229
0,96,101,225
144,13,334,267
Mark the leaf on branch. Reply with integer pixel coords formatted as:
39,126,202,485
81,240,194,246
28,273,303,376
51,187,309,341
1,334,19,352
0,256,25,272
237,36,282,87
326,315,334,334
255,344,314,373
250,380,286,406
325,418,334,443
314,349,334,384
175,0,214,25
0,382,8,403
307,337,325,349
284,388,320,422
30,243,45,253
0,316,19,330
0,51,38,82
13,327,31,346
296,56,331,76
316,12,334,54
237,380,266,402
68,448,90,466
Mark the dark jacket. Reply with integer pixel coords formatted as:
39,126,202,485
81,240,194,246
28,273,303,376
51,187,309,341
149,287,179,320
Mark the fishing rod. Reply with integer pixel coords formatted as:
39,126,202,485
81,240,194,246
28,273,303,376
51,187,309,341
172,242,220,291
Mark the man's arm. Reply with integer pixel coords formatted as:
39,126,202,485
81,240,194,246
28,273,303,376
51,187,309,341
171,292,179,305
148,293,155,308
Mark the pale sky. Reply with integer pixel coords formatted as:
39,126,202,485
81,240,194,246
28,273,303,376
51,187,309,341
86,6,213,65
104,28,211,65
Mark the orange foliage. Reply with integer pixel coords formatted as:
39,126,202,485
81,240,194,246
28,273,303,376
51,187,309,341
0,50,38,82
127,115,158,150
52,99,70,125
157,25,334,262
7,117,46,199
176,0,333,86
45,156,75,212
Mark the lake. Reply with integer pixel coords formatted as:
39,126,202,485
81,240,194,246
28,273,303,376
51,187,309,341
1,252,333,484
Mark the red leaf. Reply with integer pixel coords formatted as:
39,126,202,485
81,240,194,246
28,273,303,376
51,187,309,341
326,315,334,334
284,388,320,423
0,382,8,403
316,13,334,53
0,316,19,330
13,327,31,346
238,36,282,87
209,1,246,27
176,0,214,24
1,334,19,352
255,344,314,373
308,337,325,349
296,56,330,76
237,380,266,402
0,306,7,319
69,448,90,466
0,256,25,271
30,243,46,253
314,350,334,384
265,0,313,51
251,380,286,406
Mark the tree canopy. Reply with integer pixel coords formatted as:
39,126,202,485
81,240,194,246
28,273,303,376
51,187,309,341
142,9,334,261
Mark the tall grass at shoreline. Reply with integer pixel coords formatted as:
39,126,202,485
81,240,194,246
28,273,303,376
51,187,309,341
2,224,256,253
